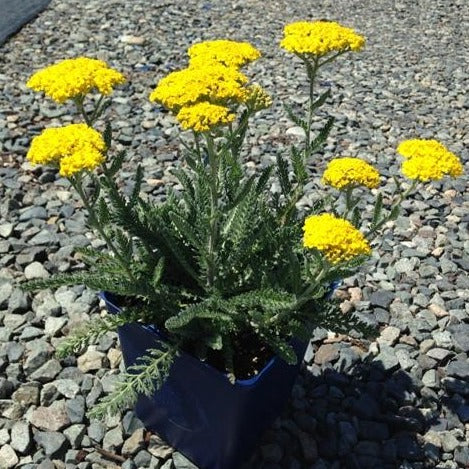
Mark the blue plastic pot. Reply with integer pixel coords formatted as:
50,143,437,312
100,292,308,469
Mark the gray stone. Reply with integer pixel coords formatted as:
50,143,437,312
161,460,174,469
427,348,452,361
12,383,40,406
173,451,199,469
77,349,105,372
10,421,32,454
450,324,469,352
63,424,86,448
422,369,438,388
377,326,400,345
446,360,469,379
44,316,67,336
122,428,145,456
29,401,71,431
133,449,152,467
29,359,61,382
370,290,395,308
314,344,340,365
55,379,80,399
0,444,19,468
374,345,399,372
0,281,13,308
440,431,460,452
0,223,14,238
24,261,50,279
19,206,47,221
66,396,86,423
454,447,469,467
455,405,469,423
0,377,14,398
87,421,106,443
8,288,30,314
103,426,123,451
34,431,69,458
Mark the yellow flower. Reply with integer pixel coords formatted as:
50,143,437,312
27,124,105,177
27,57,125,103
149,64,248,111
244,84,272,111
303,213,371,264
397,139,463,181
176,102,235,132
281,21,365,57
188,40,261,68
397,139,448,159
322,157,380,190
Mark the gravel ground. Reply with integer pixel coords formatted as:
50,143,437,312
1,0,468,468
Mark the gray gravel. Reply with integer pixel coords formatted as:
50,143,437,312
1,0,468,468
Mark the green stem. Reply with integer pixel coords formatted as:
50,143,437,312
304,57,319,160
204,133,220,289
69,174,136,282
366,180,418,239
74,95,92,126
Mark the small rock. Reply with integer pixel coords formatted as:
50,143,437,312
440,431,460,452
34,431,69,458
314,344,340,365
24,262,50,279
29,359,62,382
63,424,86,448
173,451,199,469
107,348,122,368
29,401,71,431
66,396,86,423
10,421,31,454
12,383,40,406
44,317,67,336
446,360,469,379
0,223,14,238
0,444,19,468
370,290,395,308
374,344,399,372
426,348,452,361
77,349,105,372
103,426,123,451
122,428,145,456
422,369,438,388
428,304,449,318
55,379,80,399
377,326,400,345
119,35,145,45
148,435,173,459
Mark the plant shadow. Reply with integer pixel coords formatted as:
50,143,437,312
241,343,466,469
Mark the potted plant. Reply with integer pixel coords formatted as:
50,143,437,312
23,21,463,469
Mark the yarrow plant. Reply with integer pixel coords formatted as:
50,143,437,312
23,21,464,418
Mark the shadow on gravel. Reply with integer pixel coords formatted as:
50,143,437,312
242,357,460,469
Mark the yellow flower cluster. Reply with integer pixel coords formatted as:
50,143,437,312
150,38,267,132
176,102,235,132
27,57,125,103
27,124,105,177
322,157,380,190
281,21,365,57
397,139,463,181
149,64,248,111
303,213,371,264
188,40,261,68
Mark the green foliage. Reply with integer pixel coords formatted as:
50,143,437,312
88,342,179,419
26,49,394,418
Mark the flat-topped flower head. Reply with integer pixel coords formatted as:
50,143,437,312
281,20,365,57
27,57,125,103
303,213,371,264
397,139,463,181
322,157,380,190
149,64,248,111
188,40,261,68
27,124,105,177
176,102,235,132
